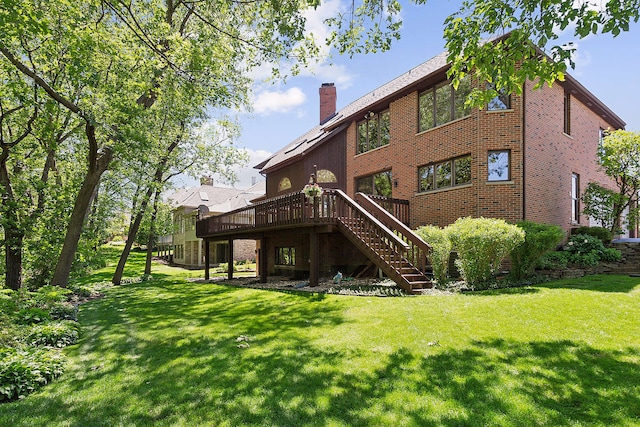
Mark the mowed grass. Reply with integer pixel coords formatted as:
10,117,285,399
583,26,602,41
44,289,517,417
1,251,639,426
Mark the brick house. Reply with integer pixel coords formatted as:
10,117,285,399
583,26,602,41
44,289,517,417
197,48,626,292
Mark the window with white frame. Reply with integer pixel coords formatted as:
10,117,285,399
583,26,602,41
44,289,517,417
572,173,580,223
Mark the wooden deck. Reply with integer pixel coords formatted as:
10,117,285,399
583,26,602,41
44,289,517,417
196,189,431,293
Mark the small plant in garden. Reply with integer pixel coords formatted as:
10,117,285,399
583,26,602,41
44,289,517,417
446,217,525,289
26,321,80,348
14,307,51,325
564,233,622,267
0,347,66,401
510,221,565,280
414,225,452,287
571,226,613,244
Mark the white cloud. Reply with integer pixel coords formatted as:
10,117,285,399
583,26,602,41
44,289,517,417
231,148,272,188
253,87,307,114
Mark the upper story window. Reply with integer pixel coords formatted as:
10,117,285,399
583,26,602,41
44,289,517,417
278,177,291,192
564,92,571,135
487,83,511,110
356,171,392,197
598,127,606,155
488,150,510,181
418,155,471,192
316,169,337,184
357,110,390,154
418,76,471,132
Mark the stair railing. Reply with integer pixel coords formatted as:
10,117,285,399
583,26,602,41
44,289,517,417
355,192,432,274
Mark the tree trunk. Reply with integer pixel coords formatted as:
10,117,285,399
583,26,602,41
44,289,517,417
112,184,155,285
4,226,24,290
112,133,180,284
144,190,160,275
50,124,112,287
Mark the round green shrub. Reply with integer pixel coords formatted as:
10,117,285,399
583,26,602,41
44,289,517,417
446,217,525,289
414,225,452,287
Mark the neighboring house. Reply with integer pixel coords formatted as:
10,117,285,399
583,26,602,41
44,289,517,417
196,44,628,292
169,177,265,268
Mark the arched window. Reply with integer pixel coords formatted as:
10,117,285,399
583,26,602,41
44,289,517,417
278,177,292,192
316,169,337,183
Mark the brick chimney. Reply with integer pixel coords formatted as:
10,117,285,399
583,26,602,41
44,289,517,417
319,83,336,124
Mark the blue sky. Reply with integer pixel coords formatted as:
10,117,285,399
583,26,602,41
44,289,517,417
198,1,640,188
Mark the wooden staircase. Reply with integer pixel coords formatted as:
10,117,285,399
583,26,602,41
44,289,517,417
333,190,433,294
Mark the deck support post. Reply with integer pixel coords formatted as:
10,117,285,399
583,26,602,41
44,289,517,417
259,237,268,283
309,228,319,287
204,239,210,281
227,239,234,280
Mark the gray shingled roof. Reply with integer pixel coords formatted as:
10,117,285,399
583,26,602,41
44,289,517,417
168,181,265,213
257,51,450,172
256,42,625,174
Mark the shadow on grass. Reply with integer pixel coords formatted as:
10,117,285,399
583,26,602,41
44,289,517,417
3,280,639,426
535,274,640,293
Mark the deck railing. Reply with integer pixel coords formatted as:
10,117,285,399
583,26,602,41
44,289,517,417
197,190,341,237
366,194,410,225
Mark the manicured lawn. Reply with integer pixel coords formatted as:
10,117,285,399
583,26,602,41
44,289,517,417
2,253,639,426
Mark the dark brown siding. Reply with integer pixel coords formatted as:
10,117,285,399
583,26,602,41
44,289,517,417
266,132,346,198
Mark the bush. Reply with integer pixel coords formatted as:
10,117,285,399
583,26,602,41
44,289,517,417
49,302,79,321
564,233,623,267
446,217,525,289
14,307,51,325
34,285,72,307
26,321,80,348
510,221,565,279
537,251,570,270
414,225,452,286
572,226,612,244
0,347,65,401
601,247,623,262
538,234,622,270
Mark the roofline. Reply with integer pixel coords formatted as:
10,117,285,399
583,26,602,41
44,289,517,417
561,73,626,129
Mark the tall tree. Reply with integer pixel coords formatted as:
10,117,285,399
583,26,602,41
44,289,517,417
582,130,640,234
328,0,639,105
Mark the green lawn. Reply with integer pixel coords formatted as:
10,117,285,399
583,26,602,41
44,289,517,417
2,253,639,426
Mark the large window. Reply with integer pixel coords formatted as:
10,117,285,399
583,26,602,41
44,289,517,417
418,76,471,132
356,171,392,197
487,83,511,110
357,110,390,154
488,150,510,181
564,92,571,135
571,173,580,223
275,247,295,266
418,155,471,192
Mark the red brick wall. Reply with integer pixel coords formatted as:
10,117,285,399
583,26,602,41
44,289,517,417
346,84,524,229
524,81,617,233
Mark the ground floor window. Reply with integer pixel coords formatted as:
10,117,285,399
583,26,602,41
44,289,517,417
275,247,295,266
572,173,580,223
356,171,392,197
488,150,510,181
418,154,471,192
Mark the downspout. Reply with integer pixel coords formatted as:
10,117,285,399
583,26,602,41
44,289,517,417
522,81,527,221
